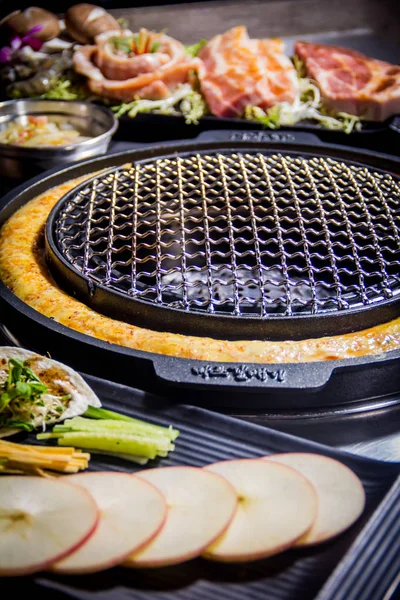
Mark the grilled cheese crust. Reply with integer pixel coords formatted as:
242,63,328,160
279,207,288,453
0,175,399,363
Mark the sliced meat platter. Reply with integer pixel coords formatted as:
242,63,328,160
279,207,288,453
1,4,400,133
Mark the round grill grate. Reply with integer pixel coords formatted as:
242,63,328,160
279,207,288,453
46,150,400,340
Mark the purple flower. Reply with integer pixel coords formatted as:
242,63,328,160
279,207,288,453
25,25,43,36
0,24,44,63
26,36,43,51
10,36,22,51
0,47,12,63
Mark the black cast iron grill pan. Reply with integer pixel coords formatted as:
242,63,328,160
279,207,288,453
45,132,400,341
0,130,400,410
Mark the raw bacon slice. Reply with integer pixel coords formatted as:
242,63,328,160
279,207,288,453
295,41,400,121
198,26,298,118
73,29,202,102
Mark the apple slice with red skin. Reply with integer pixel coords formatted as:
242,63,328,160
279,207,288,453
51,472,167,574
203,459,318,562
263,453,366,545
124,466,238,568
0,476,99,576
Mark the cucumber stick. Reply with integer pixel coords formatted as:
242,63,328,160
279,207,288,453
55,417,176,441
56,432,161,459
38,430,172,448
84,406,180,441
37,407,179,463
84,406,136,422
80,448,149,465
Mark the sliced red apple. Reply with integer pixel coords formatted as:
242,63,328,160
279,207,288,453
203,459,317,562
124,466,237,568
51,472,167,574
263,453,365,545
0,475,99,576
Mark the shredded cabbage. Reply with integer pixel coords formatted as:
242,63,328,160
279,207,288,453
244,58,363,134
112,84,207,125
39,78,88,101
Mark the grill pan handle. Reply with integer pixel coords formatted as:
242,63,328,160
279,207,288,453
151,355,334,393
195,129,324,146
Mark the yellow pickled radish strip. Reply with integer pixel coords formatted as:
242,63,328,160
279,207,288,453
0,440,90,476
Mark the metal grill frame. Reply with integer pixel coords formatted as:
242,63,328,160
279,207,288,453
45,134,400,342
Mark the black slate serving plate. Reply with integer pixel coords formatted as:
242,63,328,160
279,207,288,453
115,112,400,157
2,374,400,600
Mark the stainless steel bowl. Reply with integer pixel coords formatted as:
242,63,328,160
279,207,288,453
0,99,118,181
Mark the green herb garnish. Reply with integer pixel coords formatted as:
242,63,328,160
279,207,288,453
0,358,72,432
0,419,34,432
110,32,162,56
185,39,207,57
116,16,129,29
150,41,161,53
111,36,135,55
0,359,47,414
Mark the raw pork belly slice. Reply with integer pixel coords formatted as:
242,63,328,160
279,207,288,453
73,29,202,102
198,26,298,118
295,41,400,121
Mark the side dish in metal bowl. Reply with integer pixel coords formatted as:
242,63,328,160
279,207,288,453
0,98,118,180
0,114,89,147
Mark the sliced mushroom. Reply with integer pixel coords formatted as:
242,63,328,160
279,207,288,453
65,4,121,45
3,8,60,42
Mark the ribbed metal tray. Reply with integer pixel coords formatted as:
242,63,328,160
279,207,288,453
3,374,400,600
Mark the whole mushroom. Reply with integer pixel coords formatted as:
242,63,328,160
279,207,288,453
3,7,60,42
65,4,121,45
